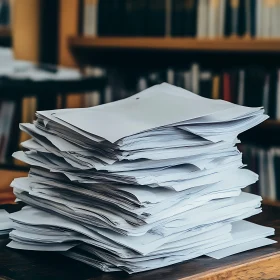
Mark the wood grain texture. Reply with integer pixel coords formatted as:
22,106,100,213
12,0,41,62
69,37,280,52
59,0,79,67
0,204,279,280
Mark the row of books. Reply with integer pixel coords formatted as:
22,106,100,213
240,144,280,201
79,65,280,120
141,66,280,121
0,0,10,27
82,0,280,38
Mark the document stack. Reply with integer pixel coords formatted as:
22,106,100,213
9,83,275,273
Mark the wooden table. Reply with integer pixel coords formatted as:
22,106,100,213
0,204,280,280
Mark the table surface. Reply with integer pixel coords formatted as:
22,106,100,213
0,204,280,280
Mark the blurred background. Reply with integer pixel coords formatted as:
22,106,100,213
0,0,279,206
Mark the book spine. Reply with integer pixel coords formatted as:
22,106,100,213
212,75,220,99
197,0,208,38
183,71,192,90
256,0,262,38
208,0,219,38
270,0,277,38
263,74,270,114
223,72,231,101
244,0,251,37
165,0,172,36
91,0,99,36
250,0,256,37
167,68,175,84
187,0,197,37
277,0,280,38
262,0,270,38
199,71,212,98
83,0,89,35
191,63,200,94
237,70,245,105
218,0,226,37
230,0,239,36
276,69,280,119
268,149,276,200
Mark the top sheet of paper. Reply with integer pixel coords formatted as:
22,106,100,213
52,83,262,143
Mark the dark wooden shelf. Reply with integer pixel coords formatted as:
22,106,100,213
259,120,280,129
69,36,280,52
0,163,28,172
263,199,280,208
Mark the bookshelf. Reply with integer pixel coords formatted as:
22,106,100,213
69,37,280,53
46,0,280,207
263,199,280,208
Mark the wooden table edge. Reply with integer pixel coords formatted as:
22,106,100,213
179,251,280,280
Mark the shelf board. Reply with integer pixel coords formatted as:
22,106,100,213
69,37,280,52
259,120,280,129
0,163,29,172
263,199,280,208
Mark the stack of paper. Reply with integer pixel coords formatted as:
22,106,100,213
9,83,275,273
0,209,13,235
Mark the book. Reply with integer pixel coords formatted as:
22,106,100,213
276,69,280,119
147,0,165,36
197,0,208,38
218,0,226,37
249,0,256,37
212,75,220,99
256,0,262,37
230,0,240,36
191,63,200,94
199,71,212,98
225,0,232,36
80,0,280,38
237,70,245,105
262,0,270,38
237,0,246,36
185,0,198,37
208,0,219,38
183,71,192,90
244,68,266,108
263,74,270,114
171,0,184,36
165,0,172,37
83,0,98,36
97,0,109,36
223,72,231,101
15,97,37,166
